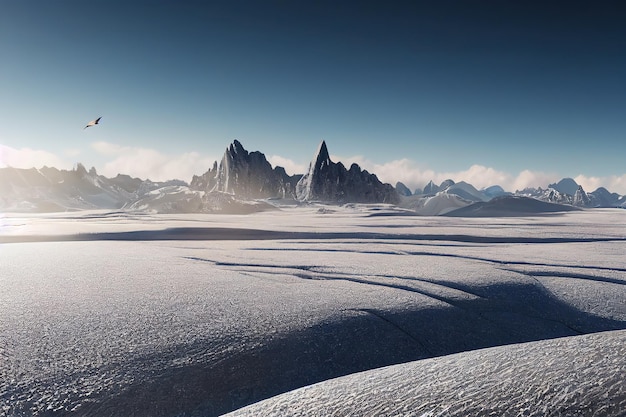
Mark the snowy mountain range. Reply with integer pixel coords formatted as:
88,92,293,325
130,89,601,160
1,140,625,215
0,163,184,212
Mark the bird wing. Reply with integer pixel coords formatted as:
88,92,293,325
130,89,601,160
84,117,101,129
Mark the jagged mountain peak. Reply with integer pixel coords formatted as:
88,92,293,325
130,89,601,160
573,184,591,207
229,139,246,155
312,140,331,171
74,162,88,175
423,180,440,195
190,140,300,199
395,182,412,196
72,163,101,179
295,141,399,204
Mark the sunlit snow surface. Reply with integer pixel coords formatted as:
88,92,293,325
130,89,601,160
1,206,625,416
227,330,626,417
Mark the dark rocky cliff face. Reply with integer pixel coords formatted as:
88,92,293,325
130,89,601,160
572,185,592,207
295,141,399,204
190,140,301,199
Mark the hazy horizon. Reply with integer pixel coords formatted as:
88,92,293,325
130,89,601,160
2,138,623,195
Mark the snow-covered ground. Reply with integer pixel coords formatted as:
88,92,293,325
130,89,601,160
227,330,626,417
1,206,625,416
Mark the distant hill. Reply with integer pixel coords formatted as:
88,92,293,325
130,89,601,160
443,196,581,217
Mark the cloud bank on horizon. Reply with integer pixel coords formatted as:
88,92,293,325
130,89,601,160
2,142,625,195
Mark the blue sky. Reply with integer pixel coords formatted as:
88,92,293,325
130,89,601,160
1,1,626,193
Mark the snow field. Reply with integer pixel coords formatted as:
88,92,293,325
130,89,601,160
0,207,624,416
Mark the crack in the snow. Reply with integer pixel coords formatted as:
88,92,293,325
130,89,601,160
184,255,624,340
247,246,626,274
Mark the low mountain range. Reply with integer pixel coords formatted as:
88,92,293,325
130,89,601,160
1,140,624,215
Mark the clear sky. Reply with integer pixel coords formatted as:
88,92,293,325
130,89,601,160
1,0,625,193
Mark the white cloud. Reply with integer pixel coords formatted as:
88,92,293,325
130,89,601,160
449,165,511,189
575,174,626,195
511,170,559,192
330,153,564,193
267,155,307,176
0,144,70,169
92,141,125,156
92,141,216,182
63,148,82,158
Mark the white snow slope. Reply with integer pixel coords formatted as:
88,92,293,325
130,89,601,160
227,329,626,417
1,206,625,416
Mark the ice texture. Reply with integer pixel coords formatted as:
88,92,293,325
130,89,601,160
1,207,625,416
227,330,626,417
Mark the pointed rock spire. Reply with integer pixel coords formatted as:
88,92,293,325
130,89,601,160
312,140,331,171
573,185,591,207
423,180,439,195
296,140,399,204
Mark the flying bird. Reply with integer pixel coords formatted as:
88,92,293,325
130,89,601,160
84,117,101,129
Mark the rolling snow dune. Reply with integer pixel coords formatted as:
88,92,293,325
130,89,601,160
0,206,625,416
226,329,626,417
